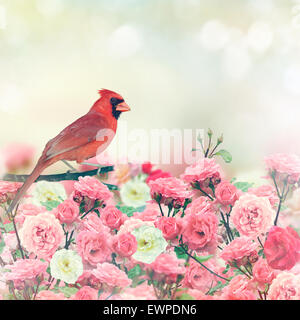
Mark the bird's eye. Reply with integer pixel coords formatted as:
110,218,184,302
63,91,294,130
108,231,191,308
110,97,124,106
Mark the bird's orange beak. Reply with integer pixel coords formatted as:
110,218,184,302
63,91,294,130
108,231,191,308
116,101,131,112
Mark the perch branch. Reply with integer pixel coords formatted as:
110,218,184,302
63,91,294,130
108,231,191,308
2,166,118,190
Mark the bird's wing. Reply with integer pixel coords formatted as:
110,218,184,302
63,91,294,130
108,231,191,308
43,113,113,160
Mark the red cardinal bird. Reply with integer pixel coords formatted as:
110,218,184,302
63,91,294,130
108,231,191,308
8,89,130,213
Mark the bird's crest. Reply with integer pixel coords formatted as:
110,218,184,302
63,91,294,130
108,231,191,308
98,89,119,98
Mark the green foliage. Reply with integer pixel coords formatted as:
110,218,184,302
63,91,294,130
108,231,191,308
0,240,5,254
174,246,188,261
177,293,195,300
214,149,232,163
194,254,214,263
41,200,61,211
55,286,78,298
207,281,229,296
234,181,254,192
0,222,14,233
128,264,143,279
116,205,146,217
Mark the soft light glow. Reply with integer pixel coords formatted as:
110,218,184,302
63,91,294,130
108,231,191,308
0,84,23,115
283,65,300,95
36,0,65,17
247,21,273,53
196,20,229,51
0,5,6,29
108,25,142,58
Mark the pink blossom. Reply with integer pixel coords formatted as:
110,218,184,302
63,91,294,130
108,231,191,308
76,230,112,266
252,257,277,285
231,194,275,238
79,212,110,234
101,205,126,230
5,259,48,282
149,177,193,208
15,203,46,225
248,185,279,208
36,290,65,300
76,270,102,289
133,203,160,221
20,213,64,259
185,196,217,216
155,216,183,240
182,209,218,251
121,282,156,300
221,275,256,300
52,199,79,224
268,272,300,300
111,233,137,257
264,226,300,270
215,181,240,206
265,153,300,184
146,169,172,183
74,176,113,202
146,253,185,277
92,262,132,288
181,158,223,187
182,260,216,291
220,236,258,267
72,286,98,300
2,143,35,172
118,218,154,235
0,181,22,203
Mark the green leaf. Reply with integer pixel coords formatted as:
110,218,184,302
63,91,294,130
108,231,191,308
214,149,232,163
116,205,145,217
177,293,195,300
194,254,213,263
41,200,61,211
128,264,142,279
57,286,78,298
222,264,231,274
234,181,254,192
0,240,5,254
207,281,229,296
0,222,14,233
174,246,188,261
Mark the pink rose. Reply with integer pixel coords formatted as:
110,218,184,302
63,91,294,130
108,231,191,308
15,203,46,225
76,230,112,266
231,194,275,238
0,181,22,203
79,212,110,234
92,262,132,288
265,153,300,184
72,286,98,300
248,185,279,208
74,176,113,202
76,270,102,289
220,236,258,267
133,203,160,221
253,257,277,285
101,206,126,230
155,216,183,240
53,199,79,224
111,233,137,257
182,209,218,251
2,143,35,172
268,272,300,300
36,290,65,300
20,213,64,259
264,226,300,270
5,259,48,282
182,260,216,291
180,158,223,187
185,196,217,215
215,181,240,206
221,275,256,300
149,177,194,208
146,253,185,277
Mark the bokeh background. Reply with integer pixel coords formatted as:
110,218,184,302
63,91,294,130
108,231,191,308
1,0,300,180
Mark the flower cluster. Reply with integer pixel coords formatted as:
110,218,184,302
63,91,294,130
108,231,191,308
1,133,300,300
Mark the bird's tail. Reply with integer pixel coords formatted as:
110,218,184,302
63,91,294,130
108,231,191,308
7,157,50,215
